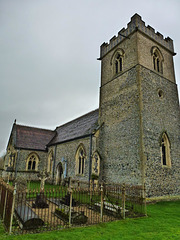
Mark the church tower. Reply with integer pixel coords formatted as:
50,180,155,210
98,14,180,197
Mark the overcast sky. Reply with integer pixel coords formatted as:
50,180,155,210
0,0,180,156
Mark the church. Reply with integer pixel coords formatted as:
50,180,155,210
1,14,180,198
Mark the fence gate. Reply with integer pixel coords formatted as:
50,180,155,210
0,180,15,233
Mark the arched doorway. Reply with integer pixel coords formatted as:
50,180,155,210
56,162,63,185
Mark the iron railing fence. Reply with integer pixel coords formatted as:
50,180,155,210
0,179,14,232
0,179,146,234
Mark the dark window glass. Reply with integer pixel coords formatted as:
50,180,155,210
153,57,156,70
115,60,118,74
32,161,36,170
119,57,122,72
82,157,84,174
79,157,81,174
157,58,160,72
28,161,32,170
162,143,166,165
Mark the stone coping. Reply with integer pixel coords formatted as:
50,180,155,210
147,195,180,203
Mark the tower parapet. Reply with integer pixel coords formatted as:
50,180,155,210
100,14,175,59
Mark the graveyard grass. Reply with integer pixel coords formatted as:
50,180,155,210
0,200,179,240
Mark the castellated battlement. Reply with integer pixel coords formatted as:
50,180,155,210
100,14,174,59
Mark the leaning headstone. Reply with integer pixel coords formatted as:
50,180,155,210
60,193,78,207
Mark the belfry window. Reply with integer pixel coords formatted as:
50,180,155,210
115,53,123,74
26,153,39,171
111,49,124,76
76,145,86,175
161,133,171,167
152,47,163,74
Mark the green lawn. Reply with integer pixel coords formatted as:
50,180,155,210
0,200,179,240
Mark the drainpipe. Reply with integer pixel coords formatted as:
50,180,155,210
89,134,93,182
52,145,57,184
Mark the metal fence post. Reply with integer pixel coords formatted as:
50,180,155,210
100,184,103,222
68,185,73,227
121,184,125,219
9,184,16,234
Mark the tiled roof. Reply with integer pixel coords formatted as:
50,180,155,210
49,109,99,146
15,125,55,151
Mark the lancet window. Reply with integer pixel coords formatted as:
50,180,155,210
152,47,163,73
161,133,171,167
111,49,125,76
76,145,86,175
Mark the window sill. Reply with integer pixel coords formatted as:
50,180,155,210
76,174,85,177
162,165,171,169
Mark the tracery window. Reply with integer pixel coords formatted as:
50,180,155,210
76,145,86,175
161,133,171,167
115,53,123,74
26,153,39,171
47,150,53,173
152,47,163,73
111,49,125,75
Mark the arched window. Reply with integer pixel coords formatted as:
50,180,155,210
110,48,125,75
26,153,39,171
92,152,100,176
115,53,123,74
161,133,171,167
8,153,15,167
56,162,63,185
47,150,53,173
75,145,86,175
151,47,163,73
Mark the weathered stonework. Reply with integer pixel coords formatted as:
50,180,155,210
2,14,180,199
98,14,180,197
48,136,97,183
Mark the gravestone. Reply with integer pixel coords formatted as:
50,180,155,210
60,193,78,207
32,192,49,208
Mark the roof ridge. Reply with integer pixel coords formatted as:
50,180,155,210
56,108,99,130
16,124,54,133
